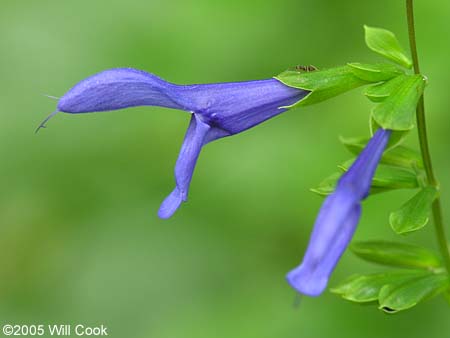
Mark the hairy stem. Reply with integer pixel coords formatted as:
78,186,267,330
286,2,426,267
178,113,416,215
406,0,450,272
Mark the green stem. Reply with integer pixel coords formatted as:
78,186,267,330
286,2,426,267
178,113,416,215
406,0,450,273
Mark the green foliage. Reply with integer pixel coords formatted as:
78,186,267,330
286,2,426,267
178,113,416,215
362,27,426,133
293,24,443,314
275,65,369,107
333,270,449,313
331,271,429,303
371,75,426,130
365,74,409,102
348,62,404,82
288,21,449,316
390,187,439,234
364,25,413,68
276,61,411,109
333,240,448,313
378,273,449,313
350,240,442,270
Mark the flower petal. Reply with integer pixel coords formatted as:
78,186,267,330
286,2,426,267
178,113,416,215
57,68,186,113
158,114,225,219
338,128,392,199
287,128,391,296
287,190,361,296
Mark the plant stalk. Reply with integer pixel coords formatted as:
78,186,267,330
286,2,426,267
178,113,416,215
406,0,450,273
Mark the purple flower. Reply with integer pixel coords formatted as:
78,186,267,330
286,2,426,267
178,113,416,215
40,68,308,218
287,128,391,296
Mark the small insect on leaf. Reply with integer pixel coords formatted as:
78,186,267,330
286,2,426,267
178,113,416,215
276,65,369,107
290,65,318,72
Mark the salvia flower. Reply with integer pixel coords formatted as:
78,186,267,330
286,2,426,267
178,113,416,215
40,68,309,218
287,128,392,296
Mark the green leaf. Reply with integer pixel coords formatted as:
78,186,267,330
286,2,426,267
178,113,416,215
379,273,449,313
365,74,409,102
390,187,439,234
372,74,426,131
350,240,442,270
348,63,404,82
331,271,429,303
275,65,369,107
339,160,419,190
364,25,412,68
335,270,450,312
339,136,423,169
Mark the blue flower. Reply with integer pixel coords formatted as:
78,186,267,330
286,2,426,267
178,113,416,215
287,128,392,296
39,68,308,218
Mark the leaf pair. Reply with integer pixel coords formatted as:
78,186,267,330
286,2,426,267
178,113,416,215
332,240,448,313
332,271,448,313
363,26,427,131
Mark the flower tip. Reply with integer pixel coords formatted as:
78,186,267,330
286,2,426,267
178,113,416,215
158,188,183,219
286,266,328,297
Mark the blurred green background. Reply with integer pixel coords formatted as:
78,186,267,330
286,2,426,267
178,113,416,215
1,0,450,337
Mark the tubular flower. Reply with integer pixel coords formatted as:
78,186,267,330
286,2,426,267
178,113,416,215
40,68,309,218
287,128,392,296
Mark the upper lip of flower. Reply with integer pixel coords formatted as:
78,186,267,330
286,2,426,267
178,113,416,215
40,68,309,218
